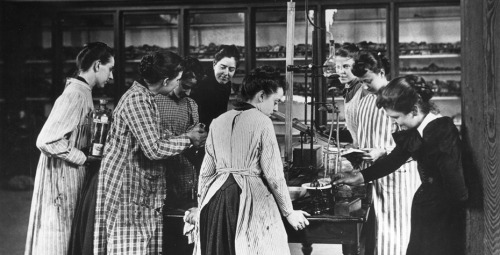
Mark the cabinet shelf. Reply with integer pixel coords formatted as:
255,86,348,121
125,25,178,30
25,97,51,102
399,16,460,22
400,71,461,75
256,57,311,61
432,96,461,101
399,54,460,59
190,23,244,28
26,60,51,64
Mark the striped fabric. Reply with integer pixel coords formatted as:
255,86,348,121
194,108,294,255
156,94,199,203
25,78,93,255
344,78,367,147
357,94,421,255
94,82,192,254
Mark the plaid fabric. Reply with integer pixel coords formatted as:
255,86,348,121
156,94,200,206
94,82,191,254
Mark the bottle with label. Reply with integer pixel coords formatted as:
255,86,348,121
323,40,339,78
89,99,112,156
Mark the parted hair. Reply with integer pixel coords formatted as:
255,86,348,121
76,42,114,73
335,43,360,59
214,44,241,66
139,51,183,83
239,66,285,101
352,50,390,78
376,75,435,114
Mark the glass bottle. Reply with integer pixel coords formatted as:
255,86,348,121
323,40,338,78
89,99,112,156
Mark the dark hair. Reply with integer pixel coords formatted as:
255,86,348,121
239,66,285,101
181,56,204,81
138,51,183,83
76,42,114,72
214,44,241,66
376,75,435,115
335,43,360,59
352,50,390,78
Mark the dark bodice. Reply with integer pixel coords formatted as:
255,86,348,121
190,72,232,129
361,116,468,204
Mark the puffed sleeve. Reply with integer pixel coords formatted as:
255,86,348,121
123,91,191,160
361,143,412,183
36,90,87,166
260,119,293,217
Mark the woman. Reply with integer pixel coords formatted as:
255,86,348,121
333,75,468,255
191,44,240,129
25,42,114,255
93,51,206,254
194,66,310,255
352,51,420,255
334,43,368,148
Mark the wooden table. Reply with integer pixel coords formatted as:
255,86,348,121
163,185,372,255
285,193,372,255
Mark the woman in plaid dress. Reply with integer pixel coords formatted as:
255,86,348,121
94,51,206,254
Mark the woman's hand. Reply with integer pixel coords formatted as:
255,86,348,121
186,128,207,148
332,171,365,186
183,207,198,225
286,210,310,231
361,148,386,163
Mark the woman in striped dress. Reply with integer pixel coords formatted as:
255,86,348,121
25,42,114,255
352,51,420,255
193,66,310,255
335,43,368,148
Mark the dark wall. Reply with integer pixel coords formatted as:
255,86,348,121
461,0,500,255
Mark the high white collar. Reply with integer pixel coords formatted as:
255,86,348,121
417,112,441,137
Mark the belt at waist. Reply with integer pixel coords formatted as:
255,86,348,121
217,168,260,177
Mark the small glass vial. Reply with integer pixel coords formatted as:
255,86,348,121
89,99,112,156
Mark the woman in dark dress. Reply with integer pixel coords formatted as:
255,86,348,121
190,44,241,129
333,75,468,255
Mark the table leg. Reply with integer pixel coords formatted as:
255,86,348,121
301,242,313,255
342,243,359,255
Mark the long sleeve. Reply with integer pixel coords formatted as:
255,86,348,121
434,122,468,203
260,122,293,217
361,144,412,183
123,92,191,160
36,90,87,165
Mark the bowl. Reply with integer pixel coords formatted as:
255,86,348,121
301,182,333,190
288,186,307,201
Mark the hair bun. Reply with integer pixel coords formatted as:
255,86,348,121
406,75,433,102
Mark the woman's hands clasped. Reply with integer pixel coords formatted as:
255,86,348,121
286,210,310,231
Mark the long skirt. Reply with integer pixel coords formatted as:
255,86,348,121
200,174,241,255
67,168,98,255
406,183,465,255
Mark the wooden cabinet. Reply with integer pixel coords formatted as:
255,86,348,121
0,0,461,176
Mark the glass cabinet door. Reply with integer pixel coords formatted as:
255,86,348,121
25,16,53,100
256,8,315,97
124,11,179,88
189,11,246,92
398,6,461,120
60,13,115,100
